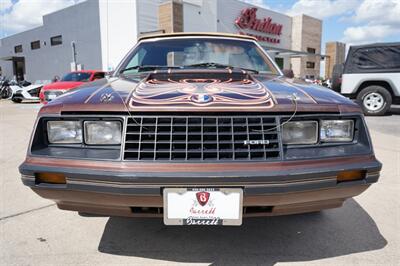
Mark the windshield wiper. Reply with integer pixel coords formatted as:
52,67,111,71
119,65,181,74
119,63,259,74
183,62,259,74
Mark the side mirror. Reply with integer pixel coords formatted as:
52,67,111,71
282,69,294,79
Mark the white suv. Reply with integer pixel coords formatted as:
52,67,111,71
340,43,400,116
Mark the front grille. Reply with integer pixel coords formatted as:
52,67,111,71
123,115,282,161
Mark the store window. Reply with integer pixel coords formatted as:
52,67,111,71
31,40,40,50
14,45,23,53
50,35,62,46
274,58,284,69
306,61,315,69
307,47,316,54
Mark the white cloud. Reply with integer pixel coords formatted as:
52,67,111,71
242,0,271,10
342,0,400,45
342,24,399,44
287,0,360,20
1,0,83,34
0,0,13,12
353,0,400,26
284,0,398,51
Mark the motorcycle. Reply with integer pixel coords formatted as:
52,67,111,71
11,80,48,103
0,78,14,99
0,78,43,102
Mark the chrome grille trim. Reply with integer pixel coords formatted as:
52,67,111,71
123,115,282,162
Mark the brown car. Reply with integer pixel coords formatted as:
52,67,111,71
20,33,381,226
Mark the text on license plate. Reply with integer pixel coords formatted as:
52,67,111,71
163,188,243,226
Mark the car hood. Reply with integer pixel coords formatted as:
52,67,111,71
42,81,84,90
41,70,360,114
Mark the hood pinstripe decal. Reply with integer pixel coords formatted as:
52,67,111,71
128,76,275,108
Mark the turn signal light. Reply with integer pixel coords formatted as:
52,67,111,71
337,170,365,183
36,173,66,184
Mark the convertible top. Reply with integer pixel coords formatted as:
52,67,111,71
344,42,400,74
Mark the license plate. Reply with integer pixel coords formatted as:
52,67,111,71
163,188,243,226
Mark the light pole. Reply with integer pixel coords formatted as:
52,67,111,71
71,41,77,71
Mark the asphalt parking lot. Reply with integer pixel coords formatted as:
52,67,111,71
0,100,399,266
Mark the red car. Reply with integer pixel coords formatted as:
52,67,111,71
40,70,105,104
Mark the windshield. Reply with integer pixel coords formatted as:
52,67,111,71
61,72,91,82
119,38,278,74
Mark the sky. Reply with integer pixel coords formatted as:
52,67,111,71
1,0,399,49
247,0,400,49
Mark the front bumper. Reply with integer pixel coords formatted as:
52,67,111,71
19,155,381,217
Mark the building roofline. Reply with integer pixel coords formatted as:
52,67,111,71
292,13,322,22
138,32,257,41
0,0,88,41
0,25,43,41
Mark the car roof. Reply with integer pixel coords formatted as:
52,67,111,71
349,42,400,49
69,70,104,74
138,32,257,42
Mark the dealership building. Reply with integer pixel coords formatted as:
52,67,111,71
0,0,322,82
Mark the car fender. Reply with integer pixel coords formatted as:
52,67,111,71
342,73,400,96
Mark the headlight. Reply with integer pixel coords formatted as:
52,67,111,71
47,121,82,144
84,121,122,145
282,121,318,145
320,120,354,142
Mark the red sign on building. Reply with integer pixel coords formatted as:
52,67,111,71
235,7,283,44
